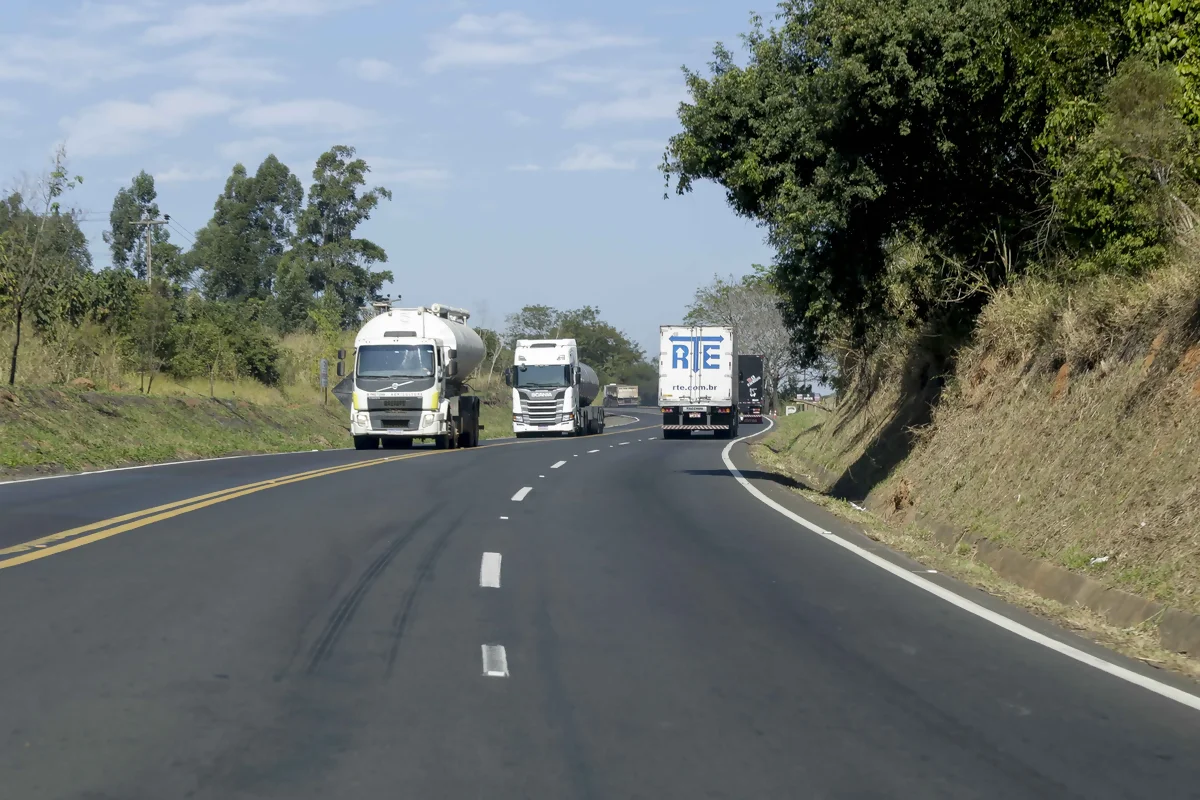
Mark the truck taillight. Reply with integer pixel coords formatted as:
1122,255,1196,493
661,406,673,413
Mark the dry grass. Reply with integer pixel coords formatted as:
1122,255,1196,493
756,250,1200,621
752,438,1200,681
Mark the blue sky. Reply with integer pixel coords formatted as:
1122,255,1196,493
1,0,777,353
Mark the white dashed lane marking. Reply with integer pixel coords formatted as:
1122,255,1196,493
511,487,532,502
480,552,502,588
551,461,566,469
482,645,509,677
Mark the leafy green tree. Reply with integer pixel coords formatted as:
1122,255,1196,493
294,145,393,327
1127,0,1200,125
0,146,85,384
661,0,1165,364
105,170,181,282
191,155,303,302
273,252,314,333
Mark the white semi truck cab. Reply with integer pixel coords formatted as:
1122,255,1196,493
505,339,605,437
349,303,485,450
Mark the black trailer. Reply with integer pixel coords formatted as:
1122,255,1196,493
738,354,765,423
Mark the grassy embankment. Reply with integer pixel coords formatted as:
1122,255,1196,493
0,331,514,478
752,255,1200,671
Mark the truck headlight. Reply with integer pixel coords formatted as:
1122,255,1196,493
513,414,523,423
422,413,434,427
356,412,369,425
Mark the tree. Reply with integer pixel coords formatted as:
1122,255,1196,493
105,170,178,281
0,146,84,385
132,282,174,393
191,155,303,303
661,0,1145,364
685,268,798,408
294,145,393,327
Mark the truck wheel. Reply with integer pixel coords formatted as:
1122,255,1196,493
354,435,377,450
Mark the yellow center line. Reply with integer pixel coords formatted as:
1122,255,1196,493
0,419,659,570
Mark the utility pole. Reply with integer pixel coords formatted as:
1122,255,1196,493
132,215,170,283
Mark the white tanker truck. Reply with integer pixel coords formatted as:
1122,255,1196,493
348,303,486,450
505,339,605,437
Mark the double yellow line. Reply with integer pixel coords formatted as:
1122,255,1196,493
0,452,428,570
0,421,659,571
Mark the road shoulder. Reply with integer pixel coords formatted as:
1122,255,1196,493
725,422,1200,698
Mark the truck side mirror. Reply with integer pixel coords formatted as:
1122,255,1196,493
337,349,346,360
336,361,345,378
447,358,459,377
503,368,512,387
574,367,582,383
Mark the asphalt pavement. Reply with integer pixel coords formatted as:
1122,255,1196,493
2,409,1200,799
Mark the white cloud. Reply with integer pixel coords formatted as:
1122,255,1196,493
507,163,541,172
364,157,452,188
565,90,684,127
60,87,238,158
557,144,635,172
504,109,534,126
154,165,223,184
231,99,376,133
0,98,22,116
172,48,284,84
142,0,372,45
0,35,148,89
63,1,156,31
548,67,687,128
341,57,405,84
217,135,288,163
424,12,650,72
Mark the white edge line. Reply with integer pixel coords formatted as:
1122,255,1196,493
587,449,600,454
500,516,509,520
551,460,566,469
482,644,509,677
480,552,502,588
618,442,629,446
511,486,532,502
720,419,1200,713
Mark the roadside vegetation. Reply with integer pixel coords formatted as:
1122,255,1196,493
668,0,1200,648
0,143,656,473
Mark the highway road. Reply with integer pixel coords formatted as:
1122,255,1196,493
3,408,1200,799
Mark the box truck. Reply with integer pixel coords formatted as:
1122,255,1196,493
738,354,765,423
658,325,739,439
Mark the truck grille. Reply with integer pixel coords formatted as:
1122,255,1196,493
369,411,416,430
521,397,563,423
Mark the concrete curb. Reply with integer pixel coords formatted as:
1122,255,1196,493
921,513,1200,660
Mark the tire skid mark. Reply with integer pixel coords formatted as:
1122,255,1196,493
385,512,463,677
305,506,438,673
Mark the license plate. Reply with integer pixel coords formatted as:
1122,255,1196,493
682,406,705,412
687,412,703,419
537,424,549,429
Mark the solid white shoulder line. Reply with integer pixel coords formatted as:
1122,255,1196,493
721,420,1200,713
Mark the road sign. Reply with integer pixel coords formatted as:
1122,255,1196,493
785,406,797,416
319,358,329,388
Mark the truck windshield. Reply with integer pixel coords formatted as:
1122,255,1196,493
357,345,435,378
514,364,571,388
